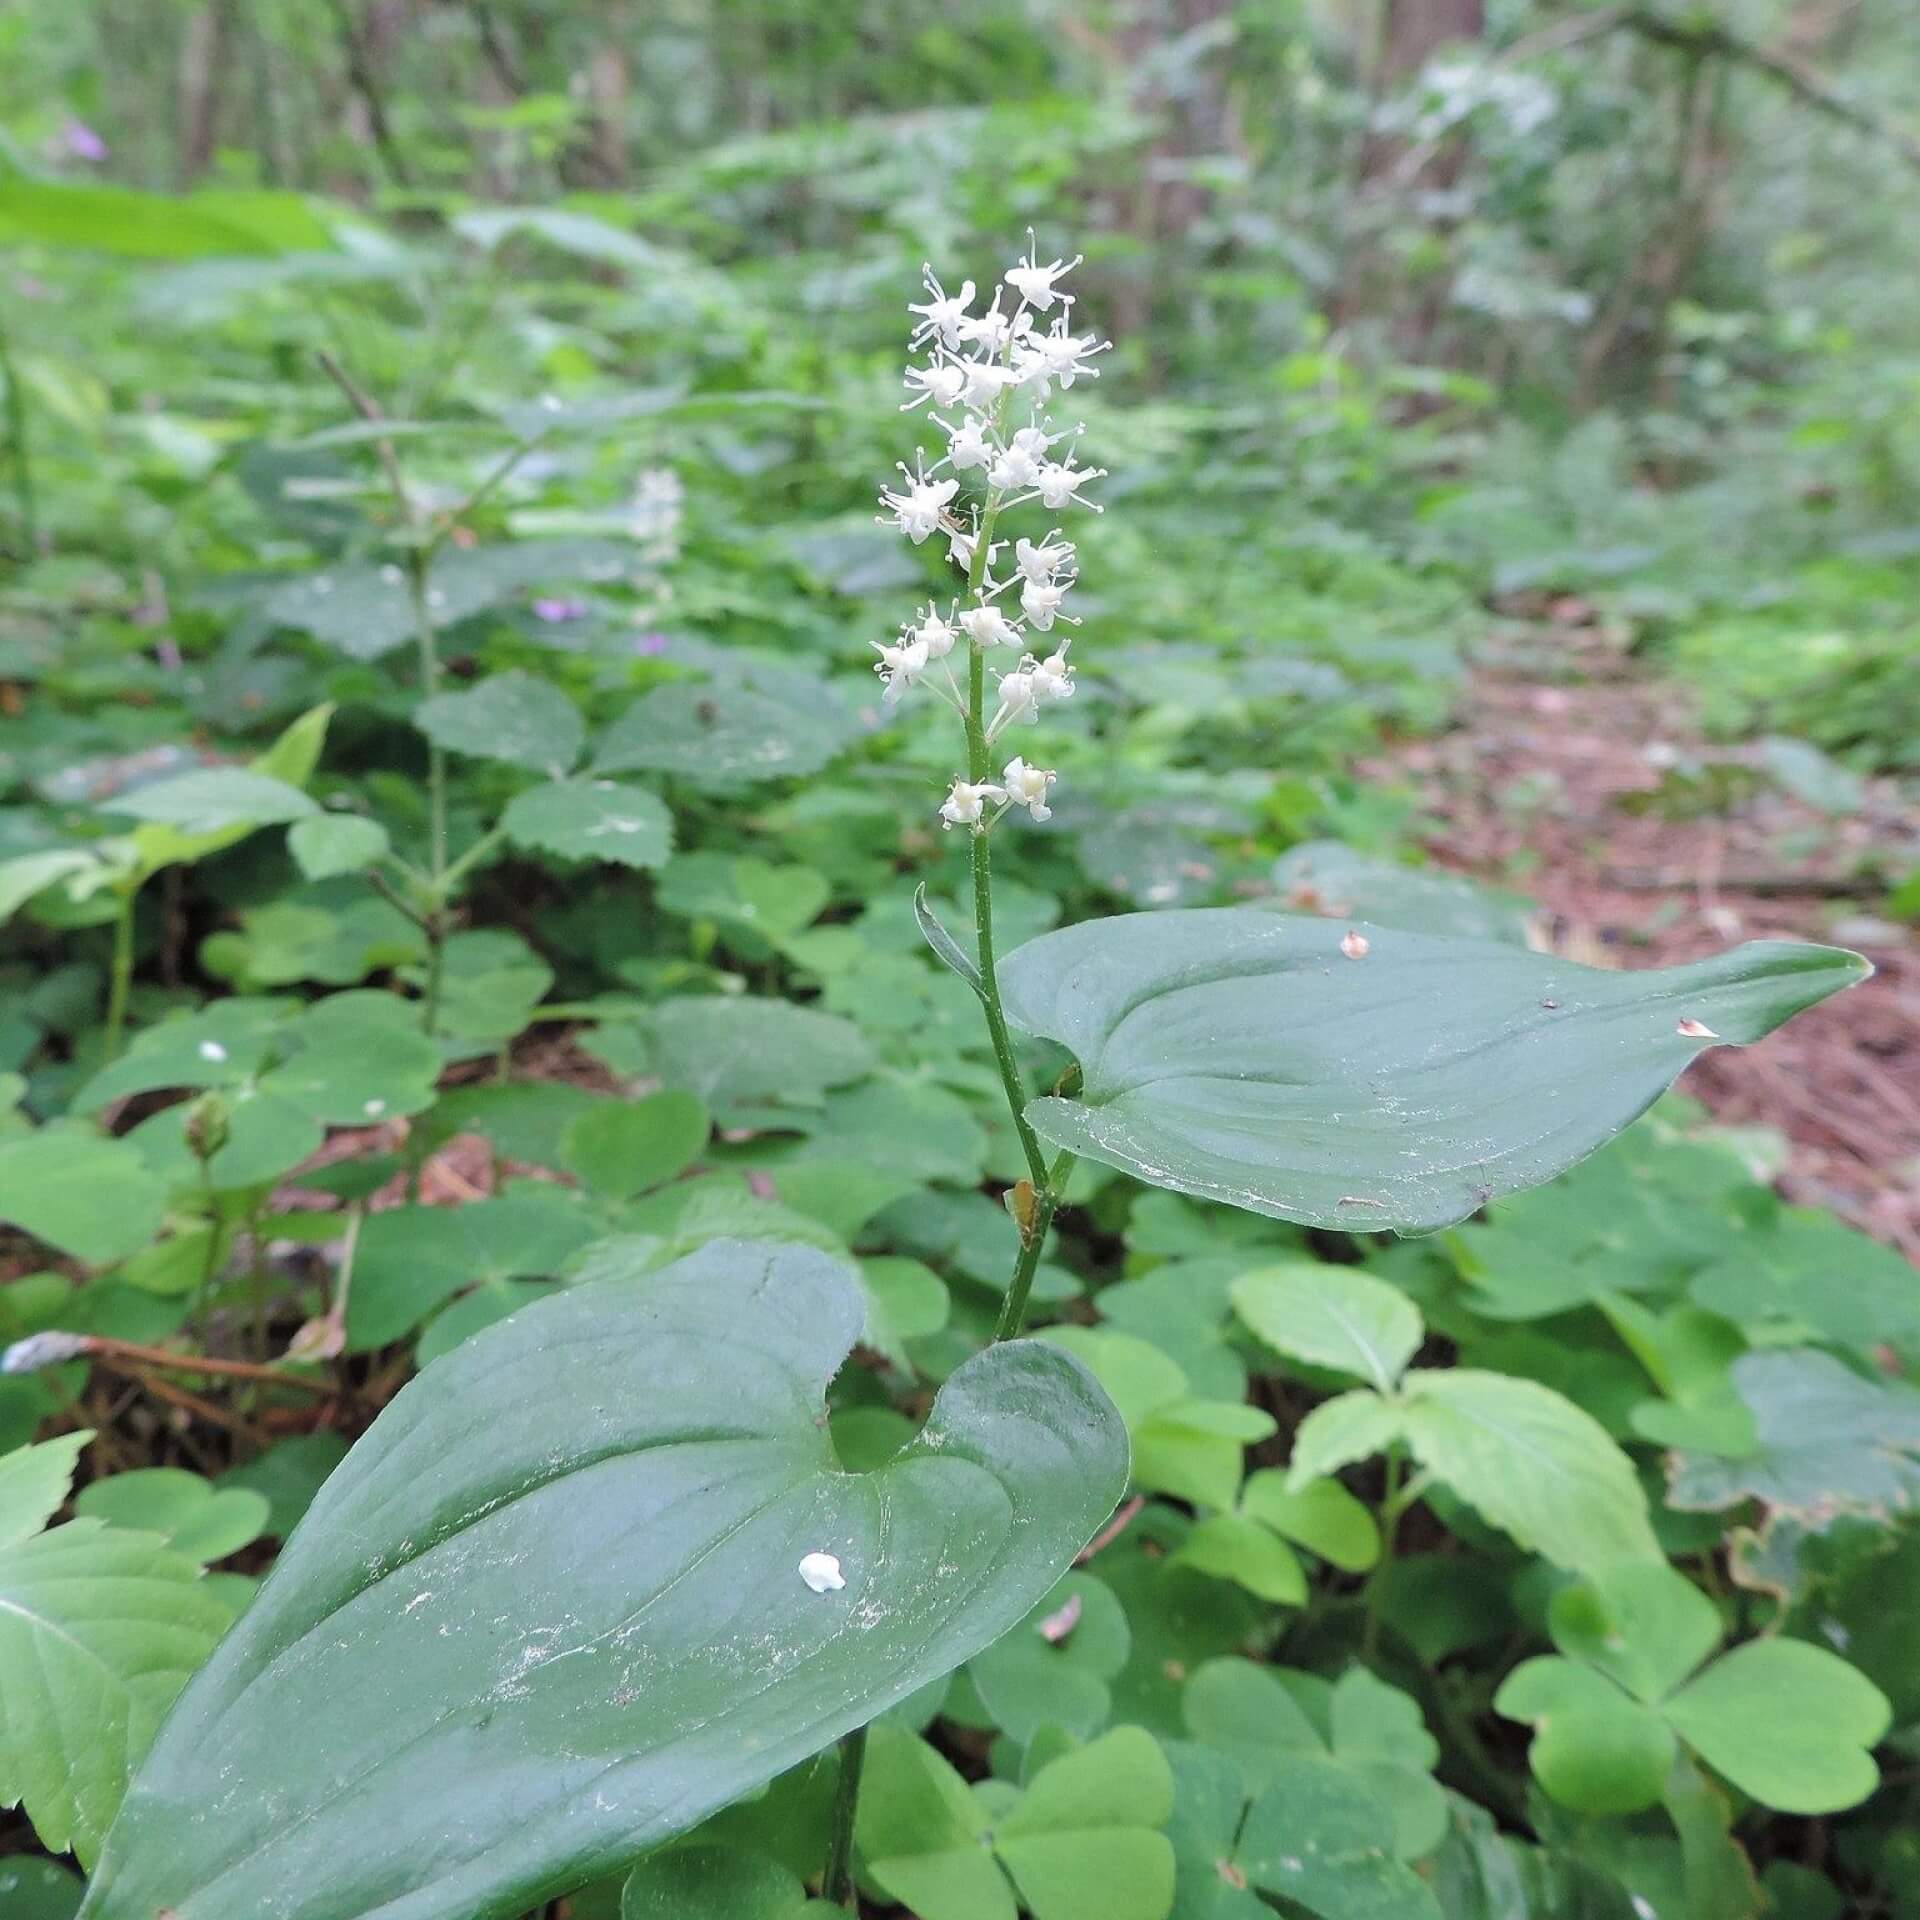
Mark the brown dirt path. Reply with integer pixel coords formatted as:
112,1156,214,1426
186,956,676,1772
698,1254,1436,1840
1364,610,1919,1260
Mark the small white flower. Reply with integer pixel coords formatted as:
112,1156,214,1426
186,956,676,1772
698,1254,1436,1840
945,418,993,471
1001,757,1057,821
908,269,977,348
989,440,1045,492
903,359,967,412
1036,456,1106,511
798,1551,847,1594
1005,236,1083,313
960,605,1021,650
1019,577,1074,631
1017,318,1110,390
958,359,1017,413
910,605,958,659
1015,534,1075,583
957,292,1021,353
939,779,1007,830
879,457,959,544
991,666,1040,730
872,635,931,704
1031,645,1075,702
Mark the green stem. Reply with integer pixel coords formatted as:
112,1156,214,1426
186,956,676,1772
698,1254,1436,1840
822,1723,868,1910
1362,1450,1415,1661
994,1148,1078,1342
104,887,138,1063
0,314,36,551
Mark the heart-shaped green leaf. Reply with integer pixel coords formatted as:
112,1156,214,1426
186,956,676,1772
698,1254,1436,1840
80,1239,1127,1920
997,911,1867,1232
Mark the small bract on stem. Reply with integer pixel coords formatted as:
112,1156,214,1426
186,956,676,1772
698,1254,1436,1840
871,235,1111,1351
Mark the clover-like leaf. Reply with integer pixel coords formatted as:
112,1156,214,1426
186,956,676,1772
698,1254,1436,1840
75,1468,271,1565
1495,1562,1891,1817
997,911,1866,1232
79,1240,1128,1920
858,1724,1174,1920
0,1126,170,1264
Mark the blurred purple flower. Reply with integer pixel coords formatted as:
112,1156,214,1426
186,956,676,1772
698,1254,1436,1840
631,632,670,657
532,597,588,623
61,120,108,163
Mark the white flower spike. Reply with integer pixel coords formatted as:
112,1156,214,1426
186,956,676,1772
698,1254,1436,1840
798,1551,847,1594
873,241,1110,829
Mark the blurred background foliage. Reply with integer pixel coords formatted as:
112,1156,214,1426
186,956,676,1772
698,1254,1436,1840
2,0,1918,770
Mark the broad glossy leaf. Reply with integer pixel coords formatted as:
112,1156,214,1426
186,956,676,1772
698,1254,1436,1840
503,779,672,869
81,1240,1127,1920
998,911,1867,1232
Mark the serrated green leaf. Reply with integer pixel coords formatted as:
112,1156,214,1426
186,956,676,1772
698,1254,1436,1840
593,680,856,791
287,814,389,880
503,780,672,869
81,1241,1127,1920
0,1432,89,1547
999,911,1866,1232
1232,1264,1422,1390
0,1518,232,1866
415,670,585,775
1395,1370,1661,1572
105,769,317,836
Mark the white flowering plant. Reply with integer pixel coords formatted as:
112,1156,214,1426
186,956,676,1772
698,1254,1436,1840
22,236,1876,1920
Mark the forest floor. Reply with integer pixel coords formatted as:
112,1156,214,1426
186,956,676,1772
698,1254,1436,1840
1367,604,1919,1261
